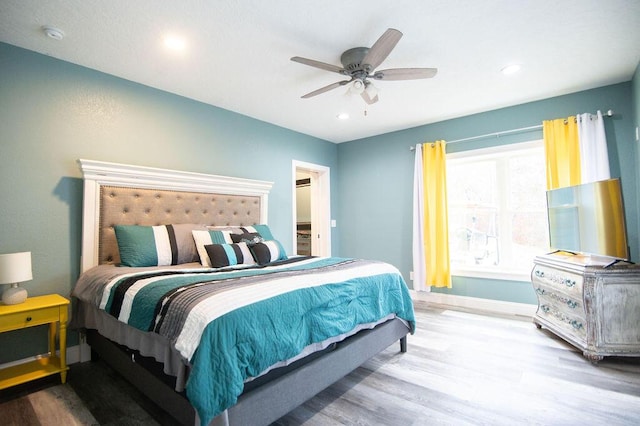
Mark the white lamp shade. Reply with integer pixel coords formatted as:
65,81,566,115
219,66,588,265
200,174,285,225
0,252,33,284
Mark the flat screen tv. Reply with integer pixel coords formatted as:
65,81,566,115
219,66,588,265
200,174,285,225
546,178,629,260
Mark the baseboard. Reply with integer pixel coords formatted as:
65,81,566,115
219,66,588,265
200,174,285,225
0,342,92,371
410,290,536,319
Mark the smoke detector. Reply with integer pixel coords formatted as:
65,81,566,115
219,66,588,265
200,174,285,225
42,26,65,40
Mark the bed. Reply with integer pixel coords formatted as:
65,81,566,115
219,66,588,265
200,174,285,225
71,159,415,426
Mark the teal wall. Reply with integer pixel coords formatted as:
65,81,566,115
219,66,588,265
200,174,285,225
0,43,338,362
337,82,639,304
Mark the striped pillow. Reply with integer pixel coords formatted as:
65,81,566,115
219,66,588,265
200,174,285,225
230,232,263,245
249,240,288,265
204,243,256,268
192,230,234,267
208,224,275,240
114,224,205,267
243,224,275,240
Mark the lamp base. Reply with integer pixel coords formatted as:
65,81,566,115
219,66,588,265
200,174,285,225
2,283,27,305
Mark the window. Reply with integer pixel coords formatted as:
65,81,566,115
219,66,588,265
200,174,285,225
447,140,549,281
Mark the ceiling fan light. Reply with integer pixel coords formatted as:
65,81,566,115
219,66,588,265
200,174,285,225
350,79,365,94
364,83,378,98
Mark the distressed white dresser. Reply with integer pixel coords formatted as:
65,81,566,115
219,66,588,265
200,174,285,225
531,252,640,362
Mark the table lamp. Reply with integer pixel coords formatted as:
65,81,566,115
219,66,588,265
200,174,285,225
0,251,33,305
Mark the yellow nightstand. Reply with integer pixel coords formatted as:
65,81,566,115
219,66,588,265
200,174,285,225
0,294,70,389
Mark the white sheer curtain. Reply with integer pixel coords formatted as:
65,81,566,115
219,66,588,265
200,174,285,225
412,143,428,292
578,110,610,183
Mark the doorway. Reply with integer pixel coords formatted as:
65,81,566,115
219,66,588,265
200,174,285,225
292,161,331,257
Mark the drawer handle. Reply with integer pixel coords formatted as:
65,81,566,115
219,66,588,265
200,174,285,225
571,320,583,330
26,316,32,322
562,279,576,288
535,270,544,278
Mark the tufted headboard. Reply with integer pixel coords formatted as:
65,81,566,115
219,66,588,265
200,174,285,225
79,159,273,272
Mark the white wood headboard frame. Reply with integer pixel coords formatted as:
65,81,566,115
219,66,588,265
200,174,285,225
78,159,274,273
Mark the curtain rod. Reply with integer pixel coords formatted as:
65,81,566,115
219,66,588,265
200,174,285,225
409,109,613,151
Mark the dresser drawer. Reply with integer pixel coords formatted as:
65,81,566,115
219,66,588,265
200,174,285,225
534,282,585,316
0,305,61,332
537,301,587,340
532,264,583,298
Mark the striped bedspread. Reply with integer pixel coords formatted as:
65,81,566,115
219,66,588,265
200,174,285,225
73,256,415,425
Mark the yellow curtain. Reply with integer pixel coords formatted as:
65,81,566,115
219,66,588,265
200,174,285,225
422,141,451,288
543,117,580,190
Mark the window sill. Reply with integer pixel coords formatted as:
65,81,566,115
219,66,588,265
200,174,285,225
451,268,531,283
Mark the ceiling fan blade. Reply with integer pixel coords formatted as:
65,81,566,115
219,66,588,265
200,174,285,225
361,28,403,72
301,80,350,98
291,56,346,74
361,90,379,105
372,67,438,80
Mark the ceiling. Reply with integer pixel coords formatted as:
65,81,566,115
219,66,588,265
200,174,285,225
1,1,639,143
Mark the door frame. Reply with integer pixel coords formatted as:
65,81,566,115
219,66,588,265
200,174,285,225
292,160,331,257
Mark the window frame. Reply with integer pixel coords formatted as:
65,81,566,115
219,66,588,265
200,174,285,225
446,139,547,282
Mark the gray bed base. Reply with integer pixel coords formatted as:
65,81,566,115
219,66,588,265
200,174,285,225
86,318,409,426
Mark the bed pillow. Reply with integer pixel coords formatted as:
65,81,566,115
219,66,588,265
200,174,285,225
114,224,206,267
242,224,275,240
207,226,245,235
204,242,256,268
249,240,288,265
230,232,263,245
208,224,275,240
192,230,234,267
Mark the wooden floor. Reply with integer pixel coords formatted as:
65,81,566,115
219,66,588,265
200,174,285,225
1,304,639,425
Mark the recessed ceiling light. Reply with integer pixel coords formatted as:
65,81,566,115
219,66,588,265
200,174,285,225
501,64,521,75
337,113,350,120
163,35,187,52
42,26,64,40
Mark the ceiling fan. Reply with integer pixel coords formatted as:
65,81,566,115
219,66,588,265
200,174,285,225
291,28,437,105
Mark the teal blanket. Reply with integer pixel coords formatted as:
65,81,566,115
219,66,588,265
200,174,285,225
88,257,415,425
